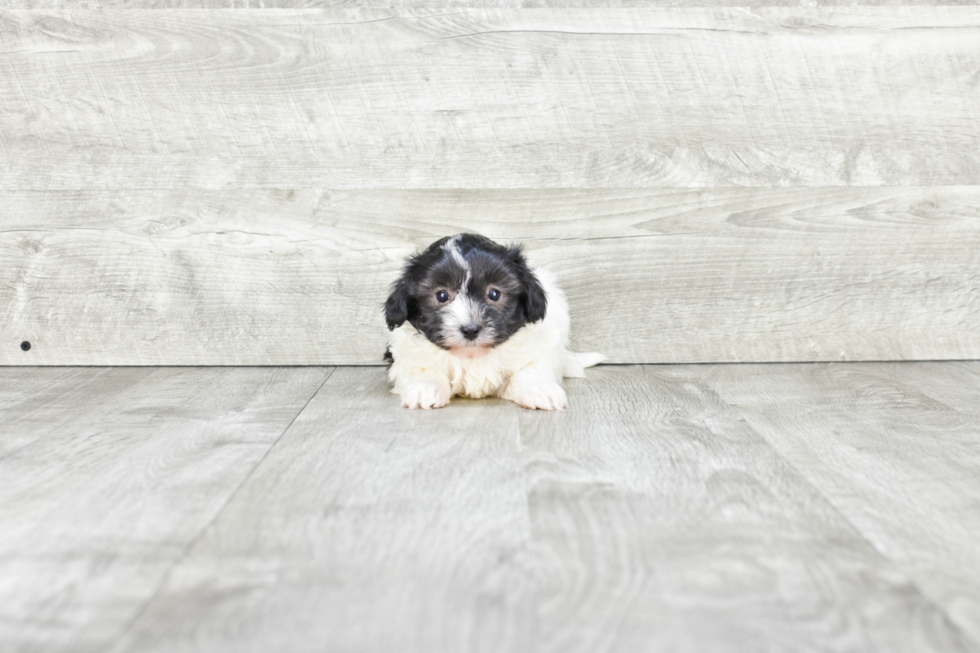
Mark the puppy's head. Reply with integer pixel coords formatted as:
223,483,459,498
385,234,546,354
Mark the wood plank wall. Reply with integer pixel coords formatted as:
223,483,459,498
2,5,978,365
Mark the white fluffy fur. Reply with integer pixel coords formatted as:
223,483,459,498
388,268,606,410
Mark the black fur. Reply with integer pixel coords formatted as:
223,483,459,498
507,245,547,324
383,277,415,331
383,234,548,353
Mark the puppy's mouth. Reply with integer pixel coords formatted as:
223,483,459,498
449,345,491,358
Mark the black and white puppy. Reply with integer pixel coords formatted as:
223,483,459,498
384,233,604,410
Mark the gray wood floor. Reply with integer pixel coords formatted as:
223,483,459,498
1,363,978,652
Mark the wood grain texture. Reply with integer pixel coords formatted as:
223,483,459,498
12,1,980,8
520,365,977,653
0,366,332,653
2,364,979,651
881,360,980,417
704,362,980,645
110,366,534,653
3,187,979,365
1,8,980,189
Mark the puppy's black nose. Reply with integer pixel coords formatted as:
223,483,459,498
461,324,481,340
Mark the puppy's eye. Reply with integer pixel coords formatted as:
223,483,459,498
436,290,450,303
488,289,501,301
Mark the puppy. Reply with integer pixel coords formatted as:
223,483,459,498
384,233,605,410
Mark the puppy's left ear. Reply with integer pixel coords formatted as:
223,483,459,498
384,278,414,330
509,246,547,323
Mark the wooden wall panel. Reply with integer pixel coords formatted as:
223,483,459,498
3,187,978,365
2,7,979,364
1,8,979,189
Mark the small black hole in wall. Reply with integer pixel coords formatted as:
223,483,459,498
20,341,31,351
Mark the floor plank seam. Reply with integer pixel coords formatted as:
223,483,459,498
103,366,337,652
706,382,980,650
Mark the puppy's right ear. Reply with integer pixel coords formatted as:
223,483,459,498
384,279,414,330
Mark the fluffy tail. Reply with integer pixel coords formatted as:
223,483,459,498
563,351,607,379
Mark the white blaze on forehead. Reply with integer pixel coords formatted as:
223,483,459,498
443,236,471,286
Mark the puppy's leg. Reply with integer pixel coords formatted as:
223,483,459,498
399,370,452,410
499,365,567,411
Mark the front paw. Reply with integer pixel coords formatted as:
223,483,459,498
401,380,450,410
510,380,567,411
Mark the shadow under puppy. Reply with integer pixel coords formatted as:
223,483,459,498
384,233,605,410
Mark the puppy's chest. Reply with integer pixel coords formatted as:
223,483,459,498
451,354,510,398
